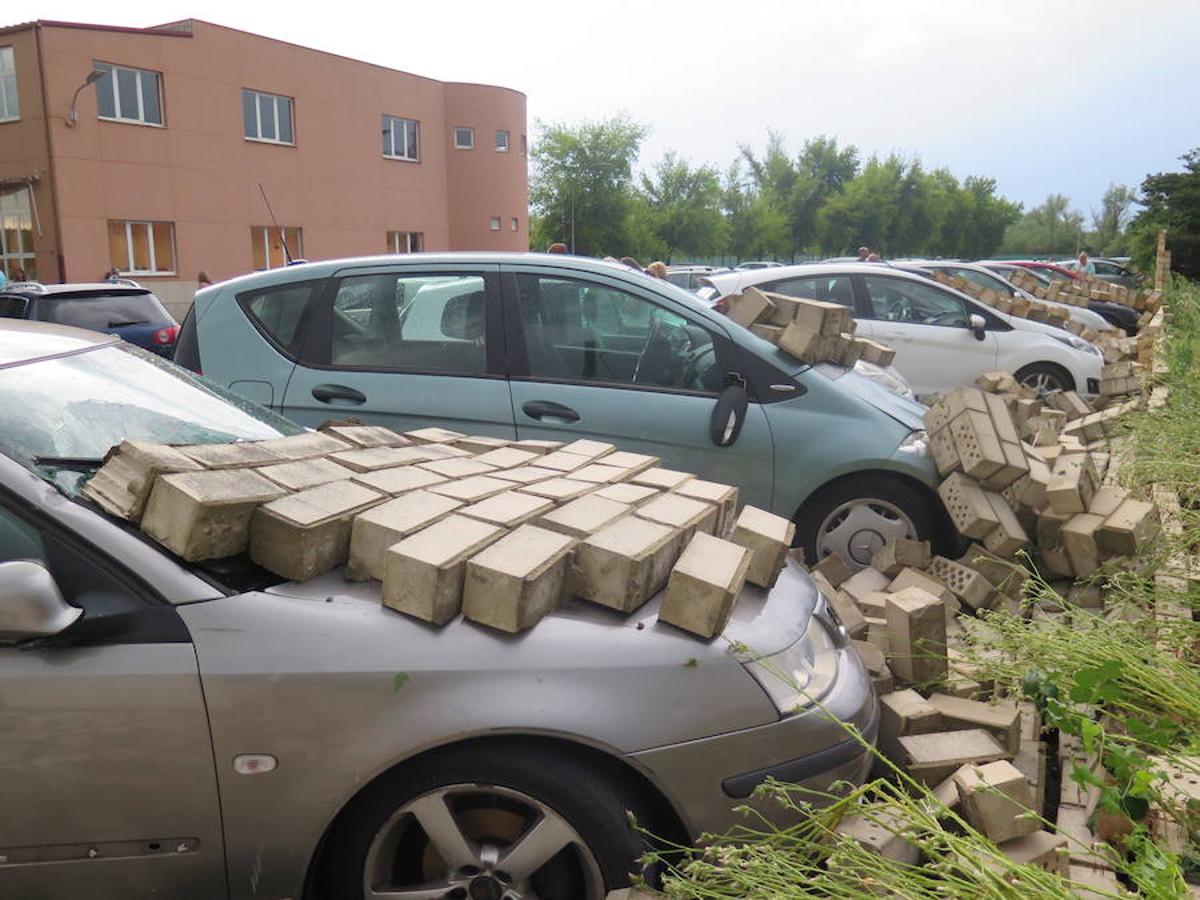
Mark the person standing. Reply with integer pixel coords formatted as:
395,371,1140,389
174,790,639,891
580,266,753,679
546,242,568,254
1077,251,1095,275
857,246,870,261
197,271,213,288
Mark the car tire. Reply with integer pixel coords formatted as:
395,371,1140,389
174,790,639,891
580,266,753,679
1014,362,1074,395
318,742,657,900
794,474,939,568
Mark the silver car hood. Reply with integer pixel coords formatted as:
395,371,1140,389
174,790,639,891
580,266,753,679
807,365,927,432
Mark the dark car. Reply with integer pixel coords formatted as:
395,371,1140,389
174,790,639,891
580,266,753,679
0,281,180,356
976,262,1140,336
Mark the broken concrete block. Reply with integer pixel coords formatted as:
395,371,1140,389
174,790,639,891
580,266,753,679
346,489,463,580
535,494,631,539
834,806,920,864
928,694,1021,756
928,555,997,611
258,457,358,492
404,426,466,444
332,446,434,473
459,490,556,529
558,439,615,460
878,689,943,759
811,553,855,588
885,587,948,685
462,525,576,633
472,447,540,470
730,505,795,588
417,457,499,479
994,831,1069,878
351,465,448,496
938,472,1002,539
898,729,1008,785
841,567,891,605
592,482,661,507
725,286,775,327
382,515,507,625
535,450,594,473
516,477,597,504
630,467,695,491
319,423,409,448
953,760,1038,843
982,492,1029,558
870,538,932,577
177,441,284,469
489,465,560,485
635,494,719,545
658,533,752,639
248,480,383,581
1098,499,1159,557
141,469,288,561
573,517,680,613
426,475,513,503
83,440,204,522
676,479,740,536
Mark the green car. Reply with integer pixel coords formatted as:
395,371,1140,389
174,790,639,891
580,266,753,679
178,253,948,564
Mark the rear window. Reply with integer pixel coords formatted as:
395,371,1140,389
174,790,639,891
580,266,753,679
236,280,321,357
36,291,173,329
0,295,29,318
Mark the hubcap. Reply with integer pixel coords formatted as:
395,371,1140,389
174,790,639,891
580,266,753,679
1020,371,1064,397
816,497,916,567
362,783,605,900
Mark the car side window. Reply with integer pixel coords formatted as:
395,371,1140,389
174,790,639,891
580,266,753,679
331,273,486,374
863,276,968,326
515,274,721,393
1092,261,1117,275
948,267,1013,296
238,281,322,357
765,275,855,308
0,296,28,318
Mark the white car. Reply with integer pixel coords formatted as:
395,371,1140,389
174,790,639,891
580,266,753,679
701,263,1104,399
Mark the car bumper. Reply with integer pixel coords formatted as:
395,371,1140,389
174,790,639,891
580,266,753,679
629,644,877,839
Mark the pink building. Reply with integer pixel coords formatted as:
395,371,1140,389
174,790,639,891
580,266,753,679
0,18,528,316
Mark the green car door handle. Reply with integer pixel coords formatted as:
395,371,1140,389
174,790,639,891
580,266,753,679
522,400,580,423
312,383,367,405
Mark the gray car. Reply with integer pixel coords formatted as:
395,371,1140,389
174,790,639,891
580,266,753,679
0,320,875,900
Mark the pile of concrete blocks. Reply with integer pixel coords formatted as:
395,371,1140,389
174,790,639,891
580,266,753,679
931,270,1070,326
721,286,895,367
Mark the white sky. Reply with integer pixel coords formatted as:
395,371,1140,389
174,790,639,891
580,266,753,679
11,0,1200,214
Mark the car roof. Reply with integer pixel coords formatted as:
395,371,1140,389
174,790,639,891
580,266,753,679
0,319,119,368
1,282,152,296
707,260,937,289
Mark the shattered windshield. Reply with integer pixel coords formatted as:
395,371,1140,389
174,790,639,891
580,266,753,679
0,343,301,493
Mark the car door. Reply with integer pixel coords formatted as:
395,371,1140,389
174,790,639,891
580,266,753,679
858,274,998,397
503,265,775,509
0,491,225,898
280,263,516,438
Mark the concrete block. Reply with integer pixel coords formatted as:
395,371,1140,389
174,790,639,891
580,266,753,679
258,457,357,492
870,538,932,577
953,760,1038,843
462,525,576,633
427,475,513,503
791,297,852,336
856,590,890,618
878,689,943,759
255,431,352,461
811,553,855,588
630,467,695,491
536,450,594,473
924,386,990,433
1098,499,1159,557
83,441,204,522
983,390,1022,443
320,424,410,448
489,465,560,485
452,435,511,454
852,639,887,676
1067,864,1123,898
403,427,465,444
834,806,920,864
898,729,1007,785
472,447,540,470
927,694,1021,756
819,582,868,640
570,463,632,484
516,477,597,503
1013,454,1051,509
1013,739,1047,814
930,426,961,476
658,533,752,639
635,494,719,544
982,440,1030,490
957,544,1028,600
346,490,463,581
141,469,288,561
573,517,680,613
725,287,775,327
351,465,448,496
676,479,740,536
855,338,896,367
1061,513,1105,577
938,472,1002,539
414,443,473,460
177,441,284,469
730,505,795,588
536,494,631,539
1047,455,1096,514
417,457,499,479
928,555,997,610
558,439,615,460
1047,391,1091,421
885,587,948,685
950,410,1007,480
598,451,660,477
382,515,507,625
841,567,891,605
750,323,784,343
994,831,1069,878
459,490,556,529
249,480,383,581
333,446,437,472
982,492,1029,558
592,482,661,508
510,439,562,455
865,615,890,655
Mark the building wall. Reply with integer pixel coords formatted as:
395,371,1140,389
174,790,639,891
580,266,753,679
0,19,527,317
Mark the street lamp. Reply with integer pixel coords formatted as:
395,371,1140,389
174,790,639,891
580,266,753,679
66,68,106,127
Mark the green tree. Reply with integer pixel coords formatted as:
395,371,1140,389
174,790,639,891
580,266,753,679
1089,183,1137,256
639,151,727,259
999,194,1085,255
1129,148,1200,278
528,115,648,256
787,136,860,254
958,176,1022,258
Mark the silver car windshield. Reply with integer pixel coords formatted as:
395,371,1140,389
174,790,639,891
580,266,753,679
0,343,300,493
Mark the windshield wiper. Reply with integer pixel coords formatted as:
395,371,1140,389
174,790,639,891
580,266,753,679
33,455,105,471
107,320,149,328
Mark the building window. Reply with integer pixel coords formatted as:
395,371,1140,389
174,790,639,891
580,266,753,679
108,220,176,275
94,62,163,126
387,231,423,254
521,134,527,156
243,89,294,144
511,217,519,232
0,187,35,280
495,129,510,152
454,127,475,150
382,115,419,161
251,225,302,270
489,217,501,231
0,47,18,122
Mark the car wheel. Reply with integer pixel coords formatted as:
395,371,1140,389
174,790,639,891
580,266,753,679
794,475,935,568
1014,362,1074,396
319,743,654,900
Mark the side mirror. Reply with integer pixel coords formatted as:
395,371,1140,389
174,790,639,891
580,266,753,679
710,383,749,447
0,561,81,645
969,313,987,341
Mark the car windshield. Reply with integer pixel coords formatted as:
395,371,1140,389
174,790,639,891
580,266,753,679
37,291,174,328
0,342,301,493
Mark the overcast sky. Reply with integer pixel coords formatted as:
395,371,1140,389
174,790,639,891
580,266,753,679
12,0,1200,214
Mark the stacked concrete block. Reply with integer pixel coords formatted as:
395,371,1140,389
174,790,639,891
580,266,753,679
571,462,633,484
559,439,615,460
536,450,594,473
83,440,204,522
462,525,576,633
598,450,660,477
453,435,511,454
320,423,411,448
724,286,775,327
517,477,597,504
490,465,560,486
631,467,695,491
730,505,795,588
259,457,358,492
884,587,948,685
141,468,288,561
658,533,752,639
249,480,383,581
351,465,448,496
459,491,556,529
178,441,284,469
405,426,466,444
592,482,661,508
418,457,498,479
427,475,513,503
347,490,463,580
953,760,1038,843
536,494,632,540
675,479,740,536
1060,513,1105,577
472,447,541,470
635,494,719,545
416,443,473,460
255,431,352,461
333,446,433,472
870,538,932,577
511,439,562,455
897,729,1007,785
573,517,681,613
382,515,506,625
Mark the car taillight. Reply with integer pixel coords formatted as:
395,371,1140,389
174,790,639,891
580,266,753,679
154,325,180,345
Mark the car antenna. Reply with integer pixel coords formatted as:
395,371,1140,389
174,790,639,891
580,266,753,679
258,182,294,265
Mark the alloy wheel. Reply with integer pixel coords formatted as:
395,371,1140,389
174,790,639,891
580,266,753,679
815,497,917,566
1019,370,1066,397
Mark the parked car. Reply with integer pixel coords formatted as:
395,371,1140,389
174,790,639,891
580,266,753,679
0,281,180,356
665,264,732,292
180,253,950,565
977,262,1140,335
735,260,784,270
700,263,1104,399
1059,257,1143,289
0,319,876,900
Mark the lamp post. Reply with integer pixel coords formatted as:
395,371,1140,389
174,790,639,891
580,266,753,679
66,69,106,127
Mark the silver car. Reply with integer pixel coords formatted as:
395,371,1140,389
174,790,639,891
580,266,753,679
0,320,875,900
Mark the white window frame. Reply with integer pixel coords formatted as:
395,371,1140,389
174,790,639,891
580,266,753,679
511,217,519,232
454,127,475,150
0,47,18,123
95,62,163,127
495,129,510,152
112,220,176,276
387,231,422,254
489,217,501,231
252,225,303,270
243,89,295,145
0,187,35,277
382,115,420,162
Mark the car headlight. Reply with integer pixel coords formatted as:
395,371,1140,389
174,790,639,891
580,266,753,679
896,429,929,456
742,615,841,716
853,360,916,400
1050,332,1099,356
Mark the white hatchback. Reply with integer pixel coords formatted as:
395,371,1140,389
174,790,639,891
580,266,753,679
702,263,1104,399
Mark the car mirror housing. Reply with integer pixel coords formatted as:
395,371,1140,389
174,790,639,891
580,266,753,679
0,560,82,645
969,313,987,341
710,383,749,447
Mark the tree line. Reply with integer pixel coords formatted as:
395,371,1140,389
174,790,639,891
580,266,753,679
528,114,1139,265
